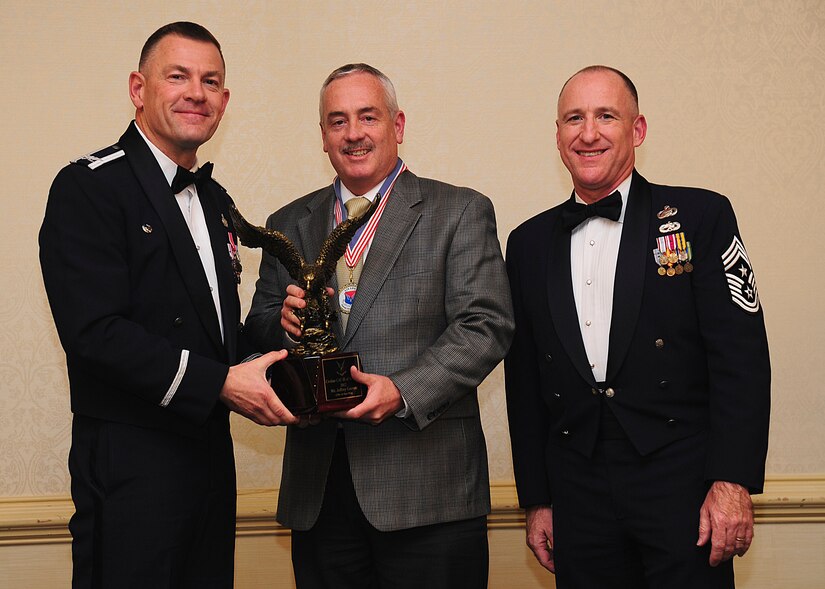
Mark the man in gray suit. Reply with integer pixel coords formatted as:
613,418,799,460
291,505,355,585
245,63,513,588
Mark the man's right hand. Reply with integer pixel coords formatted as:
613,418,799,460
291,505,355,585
219,350,298,426
526,504,556,573
280,284,336,339
280,284,306,339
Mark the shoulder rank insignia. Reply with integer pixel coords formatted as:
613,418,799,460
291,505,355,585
721,236,760,313
71,144,125,170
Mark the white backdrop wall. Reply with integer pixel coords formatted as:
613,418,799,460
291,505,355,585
1,0,823,498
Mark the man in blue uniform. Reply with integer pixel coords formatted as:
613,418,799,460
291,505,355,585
505,65,770,588
39,21,297,588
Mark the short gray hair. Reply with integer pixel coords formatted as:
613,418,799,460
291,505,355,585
319,63,399,121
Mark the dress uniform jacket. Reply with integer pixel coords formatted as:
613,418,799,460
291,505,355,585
40,121,247,437
505,170,770,510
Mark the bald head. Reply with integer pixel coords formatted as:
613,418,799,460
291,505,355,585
555,65,647,203
559,65,639,116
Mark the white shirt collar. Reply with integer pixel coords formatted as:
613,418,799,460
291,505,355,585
339,179,383,204
134,123,198,188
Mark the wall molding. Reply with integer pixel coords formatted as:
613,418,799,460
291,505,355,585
2,475,823,546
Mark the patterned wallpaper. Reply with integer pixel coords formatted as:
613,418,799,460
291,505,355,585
2,0,824,496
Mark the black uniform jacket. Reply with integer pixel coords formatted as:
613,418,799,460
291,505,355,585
40,122,247,437
505,170,770,508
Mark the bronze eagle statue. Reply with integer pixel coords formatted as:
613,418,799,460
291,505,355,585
226,194,381,355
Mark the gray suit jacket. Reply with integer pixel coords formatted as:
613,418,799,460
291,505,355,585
245,170,514,531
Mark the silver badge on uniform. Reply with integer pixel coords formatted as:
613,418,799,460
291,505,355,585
659,221,681,233
657,205,678,219
721,236,760,313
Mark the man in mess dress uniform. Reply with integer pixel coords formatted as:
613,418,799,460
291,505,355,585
505,65,770,588
40,21,296,588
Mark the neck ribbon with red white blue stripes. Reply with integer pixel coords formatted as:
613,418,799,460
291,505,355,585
333,158,407,269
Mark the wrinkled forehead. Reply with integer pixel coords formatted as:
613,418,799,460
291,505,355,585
557,70,636,116
143,35,226,75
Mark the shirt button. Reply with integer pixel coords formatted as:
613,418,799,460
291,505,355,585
590,362,595,368
585,320,592,326
196,244,201,251
210,287,214,292
586,279,592,285
589,240,596,246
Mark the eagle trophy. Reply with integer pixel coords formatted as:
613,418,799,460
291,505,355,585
227,194,381,356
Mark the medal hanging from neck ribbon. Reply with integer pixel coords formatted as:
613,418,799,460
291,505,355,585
334,159,407,316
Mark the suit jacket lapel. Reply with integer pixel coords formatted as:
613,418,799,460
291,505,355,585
545,206,597,386
200,182,236,361
605,170,651,381
120,122,224,355
340,170,421,348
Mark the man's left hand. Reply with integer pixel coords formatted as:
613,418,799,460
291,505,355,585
331,366,403,425
697,480,754,566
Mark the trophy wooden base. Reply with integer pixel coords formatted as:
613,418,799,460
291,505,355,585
266,351,366,415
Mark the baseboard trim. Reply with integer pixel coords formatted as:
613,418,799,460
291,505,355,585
2,475,823,546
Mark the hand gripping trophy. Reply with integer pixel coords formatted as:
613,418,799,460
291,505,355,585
227,195,381,413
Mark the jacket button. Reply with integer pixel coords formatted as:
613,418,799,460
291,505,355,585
658,380,669,389
545,354,553,363
173,317,184,327
667,418,677,428
604,387,615,398
655,338,665,349
591,388,599,396
562,430,569,436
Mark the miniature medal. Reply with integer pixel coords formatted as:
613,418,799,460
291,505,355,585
338,282,357,314
227,232,242,283
653,206,694,276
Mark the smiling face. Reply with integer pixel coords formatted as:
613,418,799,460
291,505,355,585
556,69,646,203
320,72,405,196
129,34,229,168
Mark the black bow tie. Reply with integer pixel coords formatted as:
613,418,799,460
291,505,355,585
561,190,622,231
171,162,213,194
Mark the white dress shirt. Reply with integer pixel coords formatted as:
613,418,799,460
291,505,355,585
570,174,632,383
